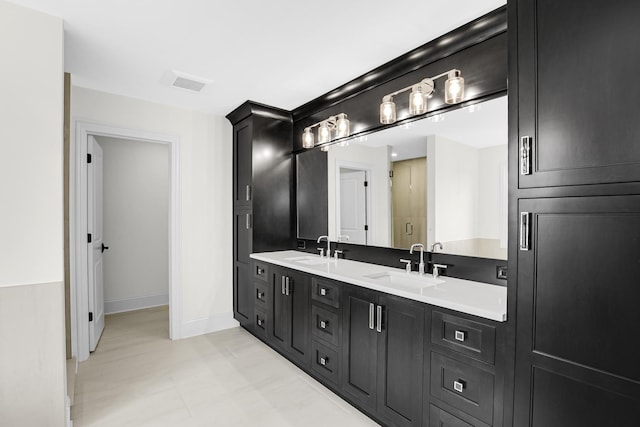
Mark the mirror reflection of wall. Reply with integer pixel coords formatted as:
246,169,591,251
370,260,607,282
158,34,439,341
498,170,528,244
324,96,507,260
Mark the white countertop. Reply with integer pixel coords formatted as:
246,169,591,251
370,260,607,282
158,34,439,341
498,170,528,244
250,250,507,322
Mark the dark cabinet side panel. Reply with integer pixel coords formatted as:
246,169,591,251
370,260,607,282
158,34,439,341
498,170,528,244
234,118,253,207
288,270,310,366
269,268,288,348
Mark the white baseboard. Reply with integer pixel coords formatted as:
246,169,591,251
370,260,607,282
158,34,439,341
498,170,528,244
179,312,239,339
104,294,169,314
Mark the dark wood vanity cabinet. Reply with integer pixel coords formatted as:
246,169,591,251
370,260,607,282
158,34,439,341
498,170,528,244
511,0,640,425
342,285,425,427
227,102,293,330
516,0,640,188
268,266,311,367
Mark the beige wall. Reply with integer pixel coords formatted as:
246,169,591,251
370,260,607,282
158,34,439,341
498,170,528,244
0,1,66,425
71,87,234,336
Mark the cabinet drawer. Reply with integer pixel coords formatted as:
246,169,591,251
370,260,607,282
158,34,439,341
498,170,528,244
311,277,340,308
430,352,494,425
431,311,495,364
253,261,269,282
311,304,340,347
255,281,267,308
311,341,339,385
429,404,489,427
255,308,266,336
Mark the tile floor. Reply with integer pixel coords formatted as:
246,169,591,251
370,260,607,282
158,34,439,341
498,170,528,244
71,306,378,426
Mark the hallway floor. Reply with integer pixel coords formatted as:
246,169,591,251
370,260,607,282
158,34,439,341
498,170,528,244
71,306,378,426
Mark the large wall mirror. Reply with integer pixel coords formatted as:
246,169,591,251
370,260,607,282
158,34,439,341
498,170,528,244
297,95,507,260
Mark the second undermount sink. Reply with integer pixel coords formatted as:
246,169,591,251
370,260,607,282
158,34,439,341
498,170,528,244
363,270,444,293
284,255,329,265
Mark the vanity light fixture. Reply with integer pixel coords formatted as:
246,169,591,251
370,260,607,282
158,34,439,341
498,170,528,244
379,68,464,124
301,113,351,149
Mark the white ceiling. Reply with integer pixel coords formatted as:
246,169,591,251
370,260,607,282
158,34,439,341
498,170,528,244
9,0,505,115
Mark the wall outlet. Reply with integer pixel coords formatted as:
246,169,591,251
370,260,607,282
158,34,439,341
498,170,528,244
497,266,508,280
297,240,306,249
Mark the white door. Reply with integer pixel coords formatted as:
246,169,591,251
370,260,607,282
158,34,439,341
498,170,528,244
88,136,105,351
339,169,368,245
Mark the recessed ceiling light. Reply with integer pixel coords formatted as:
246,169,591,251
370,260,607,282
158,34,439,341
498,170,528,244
391,152,398,157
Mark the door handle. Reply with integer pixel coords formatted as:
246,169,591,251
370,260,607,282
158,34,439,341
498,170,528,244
520,212,531,251
245,213,251,230
281,276,286,295
101,243,109,253
369,303,375,330
285,277,290,296
246,185,251,201
376,305,383,333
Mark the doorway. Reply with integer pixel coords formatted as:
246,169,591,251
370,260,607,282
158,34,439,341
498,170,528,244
72,121,181,362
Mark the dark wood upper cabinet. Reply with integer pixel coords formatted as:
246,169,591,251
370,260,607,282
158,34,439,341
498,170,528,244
517,0,640,188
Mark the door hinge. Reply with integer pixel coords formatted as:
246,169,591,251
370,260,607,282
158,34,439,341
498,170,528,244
87,153,92,164
87,233,92,243
364,225,369,231
364,181,368,187
89,312,93,322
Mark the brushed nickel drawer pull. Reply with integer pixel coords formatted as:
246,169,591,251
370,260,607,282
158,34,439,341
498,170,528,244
369,303,375,330
453,380,465,393
455,330,466,342
320,287,327,296
320,357,328,366
320,320,327,329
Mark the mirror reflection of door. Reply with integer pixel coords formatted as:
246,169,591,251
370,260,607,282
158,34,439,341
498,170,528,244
339,168,368,245
391,157,427,248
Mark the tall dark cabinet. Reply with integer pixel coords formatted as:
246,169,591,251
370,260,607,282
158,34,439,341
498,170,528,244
510,0,640,425
227,102,293,330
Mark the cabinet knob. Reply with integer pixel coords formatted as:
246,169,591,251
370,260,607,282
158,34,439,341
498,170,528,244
320,320,327,329
453,380,465,393
257,318,263,326
320,287,327,296
320,357,328,366
454,330,466,342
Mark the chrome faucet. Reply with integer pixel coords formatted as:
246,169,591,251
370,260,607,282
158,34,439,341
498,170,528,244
410,243,426,276
431,242,443,252
317,235,330,258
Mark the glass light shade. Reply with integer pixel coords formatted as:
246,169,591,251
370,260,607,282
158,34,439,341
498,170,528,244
380,99,396,124
445,71,464,104
409,85,428,115
302,128,314,149
318,122,331,143
335,115,350,138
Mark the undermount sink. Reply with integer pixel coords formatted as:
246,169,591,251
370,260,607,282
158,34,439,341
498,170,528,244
284,255,329,265
363,270,444,293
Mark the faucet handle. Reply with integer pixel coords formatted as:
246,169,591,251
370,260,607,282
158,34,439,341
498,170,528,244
317,248,325,258
432,263,448,278
400,259,412,273
333,249,343,260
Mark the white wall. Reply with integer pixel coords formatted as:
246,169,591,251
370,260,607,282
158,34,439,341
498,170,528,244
96,137,169,314
0,0,63,286
478,144,508,242
0,2,66,426
72,87,235,338
328,144,391,247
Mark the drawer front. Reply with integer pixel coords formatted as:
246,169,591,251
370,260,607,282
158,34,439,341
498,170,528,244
311,304,340,347
253,261,269,282
429,404,489,427
311,341,339,385
254,308,267,336
255,281,267,308
311,277,340,308
430,352,494,425
431,311,496,364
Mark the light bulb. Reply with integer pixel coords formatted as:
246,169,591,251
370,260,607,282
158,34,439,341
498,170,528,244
302,128,314,149
445,70,464,104
409,84,428,115
335,114,350,138
380,96,396,124
318,122,331,143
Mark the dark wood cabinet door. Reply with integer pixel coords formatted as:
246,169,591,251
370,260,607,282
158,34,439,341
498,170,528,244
287,269,310,367
517,0,640,188
269,267,289,349
341,286,378,412
233,210,252,325
514,196,640,426
377,295,424,427
233,116,252,208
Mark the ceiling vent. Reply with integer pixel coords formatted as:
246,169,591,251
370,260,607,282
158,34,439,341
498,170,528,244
164,70,212,93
